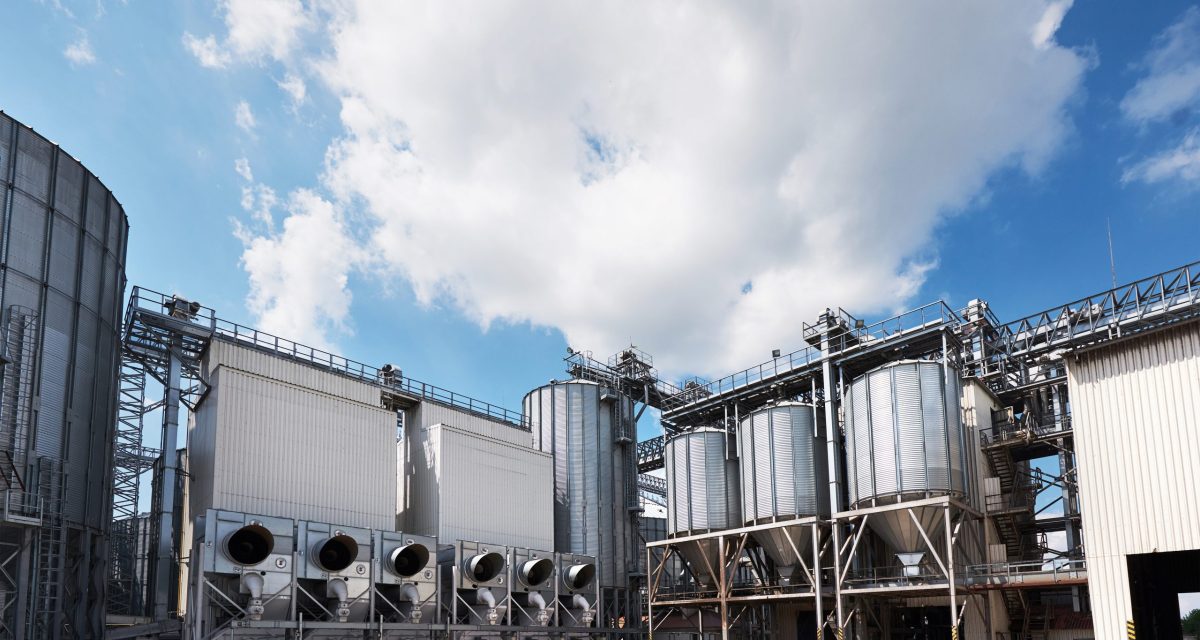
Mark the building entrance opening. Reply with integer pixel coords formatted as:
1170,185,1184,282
1128,549,1200,640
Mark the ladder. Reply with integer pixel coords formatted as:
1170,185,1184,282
31,461,65,638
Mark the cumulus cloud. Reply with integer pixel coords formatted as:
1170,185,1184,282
183,32,231,68
217,1,1087,375
1122,128,1200,184
184,0,309,68
63,31,96,66
234,157,254,181
235,189,361,349
278,72,307,110
1121,7,1200,124
234,100,256,133
1121,8,1200,187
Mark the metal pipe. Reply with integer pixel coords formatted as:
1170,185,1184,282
153,342,183,620
821,333,843,514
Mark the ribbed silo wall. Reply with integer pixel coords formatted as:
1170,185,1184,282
0,112,127,636
738,402,828,523
523,381,634,589
664,428,739,535
844,360,967,507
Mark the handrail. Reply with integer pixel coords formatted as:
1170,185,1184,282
125,286,529,428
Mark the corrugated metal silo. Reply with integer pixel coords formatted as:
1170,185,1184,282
0,112,127,638
664,428,739,585
843,360,966,573
522,380,636,590
737,402,827,583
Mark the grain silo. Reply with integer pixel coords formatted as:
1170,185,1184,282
0,112,128,638
843,359,967,575
522,381,637,591
664,428,740,586
738,402,827,585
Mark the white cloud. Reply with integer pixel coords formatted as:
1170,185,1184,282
1122,128,1200,184
1032,0,1073,50
234,157,254,182
184,0,309,69
1121,7,1200,124
223,0,309,61
235,189,361,349
278,72,307,110
234,100,256,133
225,1,1087,375
183,32,231,68
63,31,96,66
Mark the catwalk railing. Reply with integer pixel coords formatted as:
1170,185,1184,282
124,286,528,428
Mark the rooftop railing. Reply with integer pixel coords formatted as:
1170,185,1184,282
125,286,528,428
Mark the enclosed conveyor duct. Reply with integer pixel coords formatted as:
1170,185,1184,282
664,428,740,588
738,402,828,586
193,510,295,624
556,552,598,627
844,360,968,579
509,548,556,626
373,530,437,624
440,541,510,625
296,521,371,622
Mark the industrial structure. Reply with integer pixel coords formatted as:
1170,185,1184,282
1,109,1199,639
0,112,128,639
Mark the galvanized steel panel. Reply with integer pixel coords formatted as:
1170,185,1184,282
190,360,396,530
1068,321,1200,637
0,114,126,537
665,428,737,534
523,381,635,588
738,403,824,524
14,126,51,200
845,360,967,506
204,339,384,407
433,425,553,549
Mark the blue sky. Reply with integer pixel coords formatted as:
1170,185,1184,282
1,0,1198,443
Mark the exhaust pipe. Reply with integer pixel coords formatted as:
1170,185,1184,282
312,534,359,572
223,523,274,566
518,557,554,589
562,562,596,591
463,552,505,584
387,543,430,578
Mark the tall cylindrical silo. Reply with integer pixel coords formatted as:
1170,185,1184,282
0,112,128,637
737,402,826,584
843,359,966,575
664,428,739,586
523,380,635,590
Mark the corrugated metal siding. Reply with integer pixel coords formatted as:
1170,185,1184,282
203,339,383,407
1067,321,1200,639
435,425,553,549
0,113,127,533
190,347,396,530
409,401,531,447
399,419,552,548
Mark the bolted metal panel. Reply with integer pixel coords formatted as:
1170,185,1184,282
523,380,635,589
398,418,553,550
1068,320,1200,635
738,402,826,525
190,341,397,530
0,112,127,639
665,428,738,535
844,360,966,507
